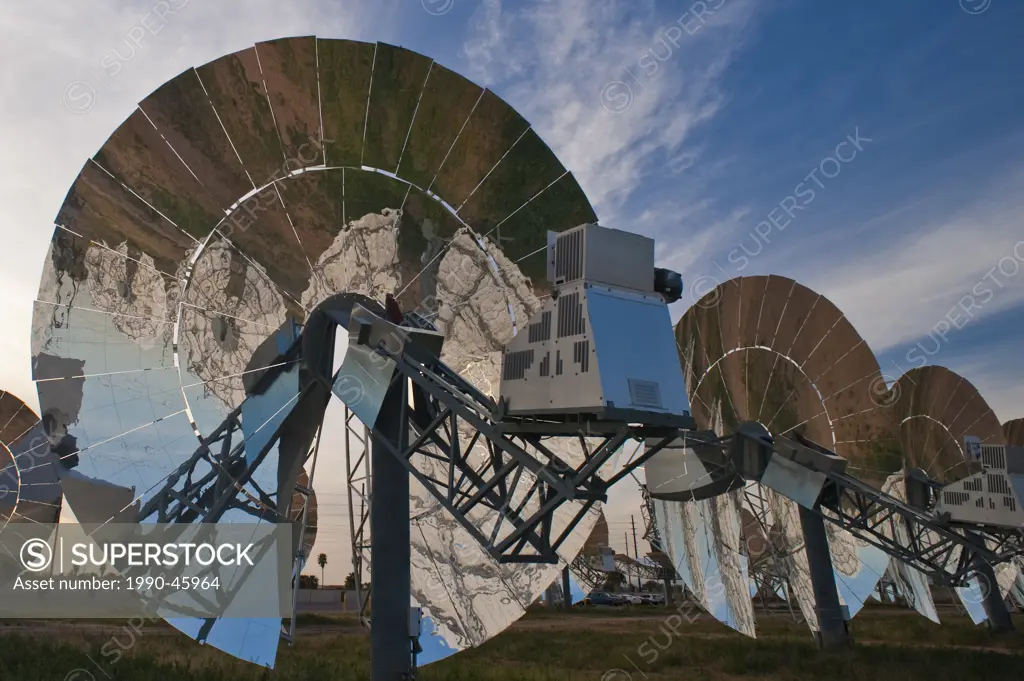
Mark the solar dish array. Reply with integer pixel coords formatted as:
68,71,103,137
31,37,602,668
673,275,1022,636
0,392,62,529
21,34,1024,667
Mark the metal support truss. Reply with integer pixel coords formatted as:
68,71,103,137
639,484,664,554
816,468,1024,585
613,554,667,583
370,339,695,565
874,565,901,605
127,325,324,647
738,431,1024,587
349,317,1024,584
132,389,319,646
568,551,666,595
137,377,316,527
569,553,608,591
638,483,683,584
749,568,801,622
285,422,322,644
344,405,372,626
738,483,804,622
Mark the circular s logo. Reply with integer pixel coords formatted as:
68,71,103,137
422,0,455,15
64,669,96,681
21,538,53,571
600,81,633,114
63,81,96,114
869,374,901,408
959,0,991,15
689,274,723,309
602,670,633,681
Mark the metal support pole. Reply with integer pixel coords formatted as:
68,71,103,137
960,529,1013,632
371,377,413,681
974,559,1014,632
798,505,849,649
663,576,673,605
561,566,572,611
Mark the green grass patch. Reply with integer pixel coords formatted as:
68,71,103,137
1,609,1021,681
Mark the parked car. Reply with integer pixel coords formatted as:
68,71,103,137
583,591,626,607
640,593,665,605
619,593,645,605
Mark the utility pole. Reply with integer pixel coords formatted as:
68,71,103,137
631,516,642,590
624,531,632,592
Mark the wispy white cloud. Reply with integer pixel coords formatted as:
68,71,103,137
794,168,1024,356
462,0,509,85
458,0,762,222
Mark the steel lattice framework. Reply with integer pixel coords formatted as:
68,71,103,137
369,338,695,564
818,468,1024,584
735,431,1024,586
126,304,1024,661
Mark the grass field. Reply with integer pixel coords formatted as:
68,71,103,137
1,606,1022,681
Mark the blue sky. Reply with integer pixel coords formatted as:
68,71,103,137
1,0,1022,575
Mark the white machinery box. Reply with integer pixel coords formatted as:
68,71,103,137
500,224,689,422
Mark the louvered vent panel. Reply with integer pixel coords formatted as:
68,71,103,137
573,339,590,373
539,352,551,377
943,491,970,506
982,445,1006,470
502,350,534,381
988,474,1010,495
628,379,663,409
554,229,584,283
528,311,552,343
557,292,585,338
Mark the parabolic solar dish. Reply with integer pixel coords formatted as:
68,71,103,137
33,37,602,667
1003,417,1024,608
1004,419,1024,447
891,366,1016,624
1004,421,1024,608
652,492,755,635
0,391,62,528
674,275,896,636
582,509,610,555
893,366,1005,484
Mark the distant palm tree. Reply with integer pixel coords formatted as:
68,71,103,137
317,553,328,587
